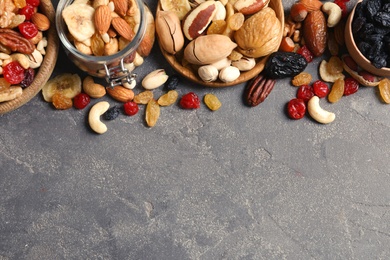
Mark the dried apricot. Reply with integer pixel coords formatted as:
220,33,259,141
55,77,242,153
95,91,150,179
204,93,221,111
378,78,390,104
158,90,178,106
52,92,73,110
328,78,345,103
291,72,312,86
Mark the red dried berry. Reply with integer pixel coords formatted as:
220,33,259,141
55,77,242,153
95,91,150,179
3,61,25,84
287,98,306,120
19,4,35,20
180,92,200,109
312,80,329,98
297,84,314,102
343,55,358,71
73,93,90,109
344,77,359,96
123,101,139,116
18,22,38,39
334,0,348,18
358,71,376,82
20,68,35,88
27,0,40,7
296,45,313,63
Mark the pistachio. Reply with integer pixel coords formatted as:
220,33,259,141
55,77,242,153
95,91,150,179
155,10,185,54
142,69,169,90
210,58,231,70
231,57,256,71
219,66,240,83
198,65,219,82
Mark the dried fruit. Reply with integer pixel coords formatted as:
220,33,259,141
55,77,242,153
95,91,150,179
326,56,343,75
18,21,38,39
42,73,82,102
134,90,154,104
328,78,345,103
158,90,178,106
123,101,139,116
164,74,180,90
204,93,222,111
3,61,25,84
265,51,308,79
73,93,90,109
343,77,359,96
287,98,306,119
378,78,390,104
303,10,327,57
207,20,227,35
291,72,312,86
296,45,314,63
319,59,344,83
52,92,73,110
312,80,329,98
91,33,105,56
145,99,160,127
180,92,200,109
104,106,120,120
297,85,314,102
20,68,35,88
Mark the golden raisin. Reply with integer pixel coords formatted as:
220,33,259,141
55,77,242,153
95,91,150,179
291,72,312,86
204,93,222,111
134,90,153,104
91,33,105,56
158,90,178,106
326,56,343,75
378,78,390,104
52,93,73,110
0,78,11,92
328,78,344,103
207,20,227,35
145,99,160,127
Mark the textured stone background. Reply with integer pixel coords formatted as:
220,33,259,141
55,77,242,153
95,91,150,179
1,0,390,259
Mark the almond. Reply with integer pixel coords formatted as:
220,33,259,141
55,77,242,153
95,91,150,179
112,17,135,41
94,5,111,35
112,0,128,17
31,12,50,31
106,85,134,102
299,0,323,12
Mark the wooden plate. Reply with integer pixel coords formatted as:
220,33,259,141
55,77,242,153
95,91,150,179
156,0,284,87
0,0,59,114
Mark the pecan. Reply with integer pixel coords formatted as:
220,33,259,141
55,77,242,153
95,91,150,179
244,72,276,107
0,28,35,54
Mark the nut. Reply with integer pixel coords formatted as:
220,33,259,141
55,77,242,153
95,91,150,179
183,34,237,65
31,12,50,31
10,53,29,69
231,56,256,71
278,36,295,52
142,69,169,90
219,66,240,83
155,10,184,55
234,0,270,15
26,49,43,69
94,5,112,35
303,10,327,57
106,85,134,102
299,0,323,12
244,72,276,107
104,37,119,55
88,101,110,134
0,28,35,54
112,0,128,17
321,2,342,28
198,65,219,82
182,1,217,40
111,17,135,41
83,76,106,98
290,2,308,22
210,57,231,70
307,96,335,124
213,1,226,21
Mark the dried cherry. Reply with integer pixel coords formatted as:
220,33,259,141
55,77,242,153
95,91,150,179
296,45,314,63
3,61,25,84
287,98,306,120
180,92,200,109
123,101,139,116
18,22,38,39
73,93,90,109
297,85,314,102
26,0,40,7
343,77,359,96
312,80,329,98
19,4,35,20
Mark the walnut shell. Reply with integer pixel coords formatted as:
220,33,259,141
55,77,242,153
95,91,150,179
234,7,281,58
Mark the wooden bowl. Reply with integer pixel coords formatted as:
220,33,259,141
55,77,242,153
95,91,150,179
345,0,390,77
157,0,284,87
0,0,59,114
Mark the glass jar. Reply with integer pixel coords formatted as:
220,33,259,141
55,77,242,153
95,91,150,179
55,0,146,87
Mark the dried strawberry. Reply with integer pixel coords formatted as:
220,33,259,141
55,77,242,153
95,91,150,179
180,92,200,109
123,101,139,116
312,80,329,98
296,45,314,63
287,98,306,120
297,85,314,102
344,77,359,96
73,93,90,109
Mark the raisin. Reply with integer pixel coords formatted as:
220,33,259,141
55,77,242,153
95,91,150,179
133,90,153,104
52,93,73,110
265,51,308,79
204,93,222,111
158,90,178,106
145,99,160,127
13,0,27,8
73,93,90,109
91,33,105,56
352,16,366,34
297,85,314,102
20,68,35,88
164,74,180,90
287,98,306,120
374,11,390,27
291,72,312,87
0,78,11,92
207,20,227,35
378,78,390,104
104,106,120,120
179,92,200,109
123,101,139,116
312,80,329,98
328,78,345,103
343,77,359,96
3,61,25,84
326,56,343,75
366,0,382,21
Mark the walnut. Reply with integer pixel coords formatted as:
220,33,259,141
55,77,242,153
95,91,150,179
234,7,282,58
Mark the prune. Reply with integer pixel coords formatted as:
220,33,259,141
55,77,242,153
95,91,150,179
164,74,180,90
104,106,120,120
264,52,308,79
374,12,390,27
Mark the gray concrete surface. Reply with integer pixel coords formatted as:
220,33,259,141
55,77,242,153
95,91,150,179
1,0,390,259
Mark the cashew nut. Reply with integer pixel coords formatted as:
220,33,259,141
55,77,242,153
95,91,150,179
83,76,106,98
10,53,30,69
88,101,110,134
198,65,219,82
308,96,336,124
321,2,342,28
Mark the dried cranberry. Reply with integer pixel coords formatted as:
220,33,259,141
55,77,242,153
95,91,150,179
344,77,359,96
334,0,348,17
312,80,329,98
26,0,40,7
19,4,35,20
3,61,25,84
296,45,313,63
18,22,38,39
358,71,376,82
73,93,90,109
179,92,200,109
20,68,35,88
287,98,306,120
123,101,139,116
297,85,314,102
